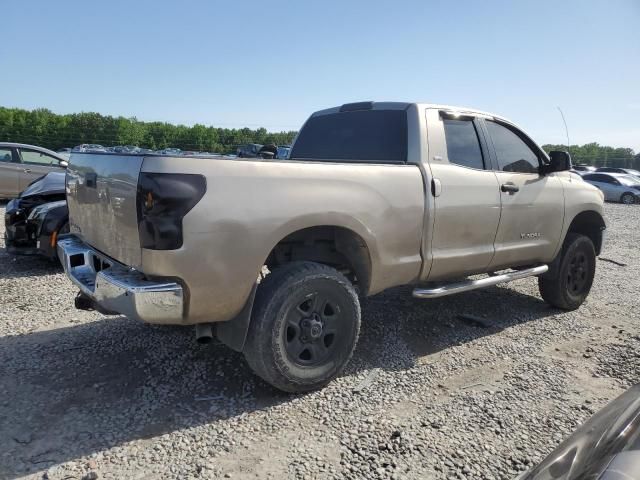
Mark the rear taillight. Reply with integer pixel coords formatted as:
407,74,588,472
137,173,206,250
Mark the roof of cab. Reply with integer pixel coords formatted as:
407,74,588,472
311,101,514,125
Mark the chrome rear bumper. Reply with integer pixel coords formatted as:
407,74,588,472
57,235,184,324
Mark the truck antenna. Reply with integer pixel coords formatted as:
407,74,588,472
556,106,570,150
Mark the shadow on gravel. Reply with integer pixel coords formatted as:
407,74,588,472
0,284,559,478
0,251,62,278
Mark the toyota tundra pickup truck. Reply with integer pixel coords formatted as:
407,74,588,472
57,101,606,392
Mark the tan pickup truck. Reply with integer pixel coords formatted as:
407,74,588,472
58,101,606,392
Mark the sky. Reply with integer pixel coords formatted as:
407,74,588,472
1,0,639,151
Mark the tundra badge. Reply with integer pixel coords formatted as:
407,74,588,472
521,232,541,239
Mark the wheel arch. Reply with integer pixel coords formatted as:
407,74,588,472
217,223,374,353
263,225,373,296
565,210,606,255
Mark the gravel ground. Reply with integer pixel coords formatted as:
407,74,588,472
0,202,638,480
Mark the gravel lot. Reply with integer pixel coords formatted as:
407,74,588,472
1,202,638,480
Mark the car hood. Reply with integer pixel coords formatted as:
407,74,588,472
520,384,640,479
20,172,66,198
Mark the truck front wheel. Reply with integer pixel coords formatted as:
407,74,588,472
243,261,361,393
538,233,596,310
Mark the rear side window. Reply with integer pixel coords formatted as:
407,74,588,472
585,174,614,184
443,119,484,169
486,121,540,174
290,109,407,163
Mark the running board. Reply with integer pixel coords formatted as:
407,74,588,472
412,265,548,299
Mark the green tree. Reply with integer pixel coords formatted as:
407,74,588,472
0,106,297,154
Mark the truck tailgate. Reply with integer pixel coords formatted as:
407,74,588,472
66,153,143,267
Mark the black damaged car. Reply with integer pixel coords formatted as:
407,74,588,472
4,172,68,260
519,383,640,479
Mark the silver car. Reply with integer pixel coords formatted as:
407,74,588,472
0,143,68,198
582,172,640,204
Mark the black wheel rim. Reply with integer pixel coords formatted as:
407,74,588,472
567,251,589,295
623,194,634,204
283,291,341,367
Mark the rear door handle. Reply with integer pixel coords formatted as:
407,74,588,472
501,183,519,194
431,178,442,197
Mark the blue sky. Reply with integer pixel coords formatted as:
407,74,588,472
2,0,639,150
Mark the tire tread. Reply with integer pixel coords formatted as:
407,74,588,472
244,261,360,393
539,233,595,310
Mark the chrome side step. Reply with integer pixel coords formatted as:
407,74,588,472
412,265,548,299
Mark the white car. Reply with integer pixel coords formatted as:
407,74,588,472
582,172,640,204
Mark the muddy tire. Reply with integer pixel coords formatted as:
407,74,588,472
243,261,361,393
538,233,596,310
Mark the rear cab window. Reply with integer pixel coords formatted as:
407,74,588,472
290,109,407,163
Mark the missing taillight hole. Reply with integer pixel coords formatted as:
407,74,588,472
91,255,109,272
92,255,102,272
69,254,85,268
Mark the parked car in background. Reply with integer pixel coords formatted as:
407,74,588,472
107,145,137,154
571,164,596,174
0,143,68,198
257,143,277,159
582,172,640,204
597,167,640,180
236,143,263,158
58,101,605,392
159,148,182,156
5,172,68,260
519,383,640,479
72,144,107,153
276,145,291,159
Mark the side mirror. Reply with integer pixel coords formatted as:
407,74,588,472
543,151,572,174
59,160,69,168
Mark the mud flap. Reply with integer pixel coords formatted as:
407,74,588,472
215,283,257,352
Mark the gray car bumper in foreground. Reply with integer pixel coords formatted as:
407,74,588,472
57,235,184,324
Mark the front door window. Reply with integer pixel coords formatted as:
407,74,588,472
19,149,59,166
486,121,540,174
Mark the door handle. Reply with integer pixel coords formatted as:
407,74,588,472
23,168,31,173
431,178,442,197
501,183,519,194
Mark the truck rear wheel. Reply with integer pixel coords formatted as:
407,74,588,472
243,261,360,393
538,233,596,310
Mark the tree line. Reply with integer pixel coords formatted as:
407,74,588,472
1,106,638,168
541,143,639,169
0,106,297,154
